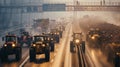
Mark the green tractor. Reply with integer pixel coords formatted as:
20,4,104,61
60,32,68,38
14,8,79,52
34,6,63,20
70,33,85,53
29,35,50,62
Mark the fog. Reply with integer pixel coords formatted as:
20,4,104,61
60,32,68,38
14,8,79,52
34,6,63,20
42,11,120,26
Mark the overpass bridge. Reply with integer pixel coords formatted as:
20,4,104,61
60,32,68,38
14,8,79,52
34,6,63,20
1,5,120,12
0,2,120,13
0,2,120,31
67,5,120,11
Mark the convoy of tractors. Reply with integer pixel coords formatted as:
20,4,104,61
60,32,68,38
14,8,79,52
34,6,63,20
80,21,120,67
0,24,66,62
0,19,120,67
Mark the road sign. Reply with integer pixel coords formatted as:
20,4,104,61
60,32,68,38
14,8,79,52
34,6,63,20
42,4,66,11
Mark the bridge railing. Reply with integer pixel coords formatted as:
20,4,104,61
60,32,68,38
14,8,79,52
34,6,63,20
66,2,120,6
0,1,120,6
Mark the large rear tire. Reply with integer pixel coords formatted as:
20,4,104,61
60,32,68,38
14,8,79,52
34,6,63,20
1,48,7,62
16,47,22,61
56,36,60,43
29,48,35,62
50,42,55,52
45,50,50,62
115,54,120,67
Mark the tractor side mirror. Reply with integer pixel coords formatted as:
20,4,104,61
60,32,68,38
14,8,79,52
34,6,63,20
2,37,4,41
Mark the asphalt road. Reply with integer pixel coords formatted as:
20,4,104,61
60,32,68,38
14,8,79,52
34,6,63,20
0,20,115,67
23,23,72,67
74,20,113,67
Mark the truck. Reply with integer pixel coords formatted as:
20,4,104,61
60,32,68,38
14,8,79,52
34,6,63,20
19,31,32,47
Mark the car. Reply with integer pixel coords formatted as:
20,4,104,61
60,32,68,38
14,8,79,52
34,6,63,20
70,33,85,53
19,31,32,47
29,35,50,62
0,35,21,62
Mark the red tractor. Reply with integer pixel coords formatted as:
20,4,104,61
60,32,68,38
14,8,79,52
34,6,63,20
19,31,32,47
0,35,22,62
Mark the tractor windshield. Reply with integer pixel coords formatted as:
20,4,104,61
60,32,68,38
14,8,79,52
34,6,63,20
6,36,16,42
34,36,48,42
74,34,82,39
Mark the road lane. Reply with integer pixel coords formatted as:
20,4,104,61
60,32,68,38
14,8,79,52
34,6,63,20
23,23,72,67
51,23,71,67
64,24,72,67
23,45,60,67
78,19,113,67
71,46,80,67
85,44,113,67
71,19,113,67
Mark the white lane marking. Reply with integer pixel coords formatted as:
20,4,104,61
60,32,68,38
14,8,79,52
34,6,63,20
19,56,29,67
64,26,72,67
51,23,71,67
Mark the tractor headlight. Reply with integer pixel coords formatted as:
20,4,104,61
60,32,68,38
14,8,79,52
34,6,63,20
4,44,7,47
51,38,53,40
116,52,120,56
42,44,45,47
48,38,50,40
32,44,36,47
57,32,59,35
12,44,16,47
91,36,95,40
75,39,80,43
